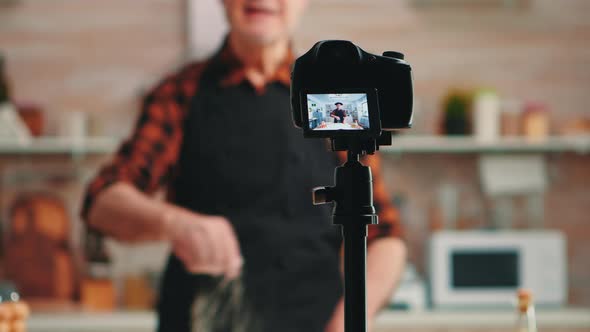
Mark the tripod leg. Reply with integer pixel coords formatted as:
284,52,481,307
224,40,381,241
342,222,368,332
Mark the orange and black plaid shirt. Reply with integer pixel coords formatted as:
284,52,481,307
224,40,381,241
82,42,402,243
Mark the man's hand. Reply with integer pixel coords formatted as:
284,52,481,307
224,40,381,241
324,238,406,332
165,210,243,279
324,300,344,332
324,299,374,332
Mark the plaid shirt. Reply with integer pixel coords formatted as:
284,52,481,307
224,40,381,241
82,42,402,243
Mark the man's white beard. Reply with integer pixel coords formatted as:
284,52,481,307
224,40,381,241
240,29,286,47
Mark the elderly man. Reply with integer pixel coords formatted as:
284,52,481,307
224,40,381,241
82,0,406,331
330,102,347,123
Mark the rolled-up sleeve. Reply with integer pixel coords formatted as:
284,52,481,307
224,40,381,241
81,63,206,220
363,153,403,243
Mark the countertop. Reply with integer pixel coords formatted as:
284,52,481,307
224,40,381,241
27,308,590,332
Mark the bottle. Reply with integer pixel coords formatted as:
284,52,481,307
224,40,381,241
0,54,32,143
522,102,549,142
473,89,501,142
0,53,11,104
81,230,116,310
1,53,43,137
0,297,11,332
0,292,30,332
516,289,537,332
500,99,522,137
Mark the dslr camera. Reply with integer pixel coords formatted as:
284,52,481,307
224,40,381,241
291,40,413,149
290,41,414,331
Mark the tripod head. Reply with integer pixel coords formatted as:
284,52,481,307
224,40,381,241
328,132,392,155
315,133,393,221
313,136,382,223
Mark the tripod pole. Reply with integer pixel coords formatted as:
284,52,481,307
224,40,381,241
313,144,378,332
334,150,378,332
342,220,368,332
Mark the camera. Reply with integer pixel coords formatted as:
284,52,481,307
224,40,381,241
290,40,413,142
290,41,414,331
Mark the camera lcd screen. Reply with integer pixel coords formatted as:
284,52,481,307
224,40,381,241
306,93,370,131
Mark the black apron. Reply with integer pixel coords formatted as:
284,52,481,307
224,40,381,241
157,65,343,332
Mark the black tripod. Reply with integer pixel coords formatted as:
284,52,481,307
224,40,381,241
312,136,385,332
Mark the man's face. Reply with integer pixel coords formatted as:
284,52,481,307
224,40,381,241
336,104,342,110
223,0,308,45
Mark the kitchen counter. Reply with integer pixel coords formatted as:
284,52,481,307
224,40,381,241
27,308,590,332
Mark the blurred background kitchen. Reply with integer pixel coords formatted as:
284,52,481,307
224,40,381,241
0,0,589,331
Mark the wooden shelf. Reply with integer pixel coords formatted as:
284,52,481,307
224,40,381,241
0,135,589,157
381,135,590,154
0,137,119,156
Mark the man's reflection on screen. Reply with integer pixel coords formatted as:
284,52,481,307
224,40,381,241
307,93,369,130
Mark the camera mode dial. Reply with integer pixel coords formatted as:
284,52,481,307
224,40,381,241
382,51,405,60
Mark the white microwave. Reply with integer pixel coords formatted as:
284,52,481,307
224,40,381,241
428,230,566,308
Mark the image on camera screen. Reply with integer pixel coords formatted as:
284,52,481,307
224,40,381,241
307,93,370,131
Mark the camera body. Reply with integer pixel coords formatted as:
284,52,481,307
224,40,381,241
291,40,413,140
